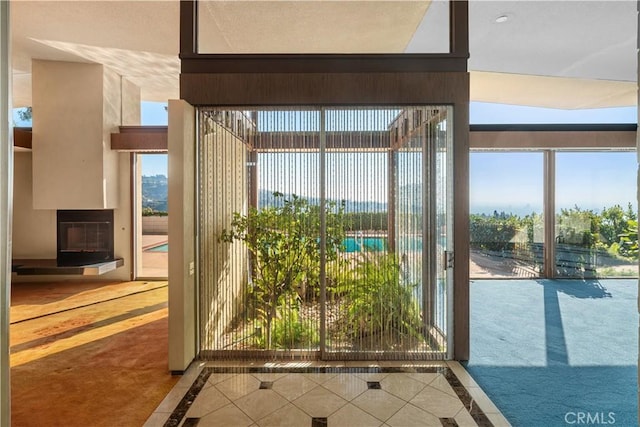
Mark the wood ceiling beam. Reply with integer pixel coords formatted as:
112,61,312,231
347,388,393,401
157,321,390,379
110,126,168,152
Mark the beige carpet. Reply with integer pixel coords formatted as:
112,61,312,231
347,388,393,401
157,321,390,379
10,280,178,427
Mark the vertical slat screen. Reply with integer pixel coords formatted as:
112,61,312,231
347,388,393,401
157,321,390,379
198,110,250,357
197,106,452,360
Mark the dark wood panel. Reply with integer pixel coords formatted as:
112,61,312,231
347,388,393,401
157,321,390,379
13,127,32,149
451,0,469,56
111,128,168,152
119,126,168,134
470,130,636,149
181,55,468,74
181,72,469,106
453,88,470,361
180,0,196,56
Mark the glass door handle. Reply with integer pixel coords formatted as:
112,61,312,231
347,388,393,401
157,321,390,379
443,250,454,270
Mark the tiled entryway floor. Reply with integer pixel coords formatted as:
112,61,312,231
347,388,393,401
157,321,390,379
145,362,510,427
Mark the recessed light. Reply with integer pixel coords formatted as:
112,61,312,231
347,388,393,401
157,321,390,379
495,15,510,23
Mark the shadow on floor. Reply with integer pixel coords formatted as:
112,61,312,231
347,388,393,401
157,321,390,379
466,279,637,426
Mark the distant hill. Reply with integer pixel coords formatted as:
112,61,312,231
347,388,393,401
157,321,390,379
142,175,425,215
142,174,168,212
258,190,387,213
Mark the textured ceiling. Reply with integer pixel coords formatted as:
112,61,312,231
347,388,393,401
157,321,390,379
198,1,432,53
11,0,180,105
9,0,638,109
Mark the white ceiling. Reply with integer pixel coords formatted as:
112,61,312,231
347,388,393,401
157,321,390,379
9,0,638,109
198,1,433,53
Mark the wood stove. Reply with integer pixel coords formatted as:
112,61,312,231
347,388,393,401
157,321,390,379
57,210,114,266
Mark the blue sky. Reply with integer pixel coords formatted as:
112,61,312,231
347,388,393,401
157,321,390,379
469,103,637,215
17,101,637,213
143,101,638,213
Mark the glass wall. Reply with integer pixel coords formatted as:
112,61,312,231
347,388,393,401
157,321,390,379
470,149,638,280
136,154,168,278
197,106,453,360
197,1,449,54
555,152,637,278
469,152,544,279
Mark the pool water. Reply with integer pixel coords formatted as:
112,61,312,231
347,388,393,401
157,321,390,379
342,237,386,252
147,243,169,252
146,237,427,254
145,238,389,253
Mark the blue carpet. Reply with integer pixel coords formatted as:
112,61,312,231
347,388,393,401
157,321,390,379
465,279,638,426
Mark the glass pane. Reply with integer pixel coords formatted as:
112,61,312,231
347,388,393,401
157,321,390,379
470,152,544,279
393,106,451,358
197,0,449,54
138,154,168,278
433,111,451,347
198,106,452,360
555,152,638,278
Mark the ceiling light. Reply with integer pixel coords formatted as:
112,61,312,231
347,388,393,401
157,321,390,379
495,15,510,23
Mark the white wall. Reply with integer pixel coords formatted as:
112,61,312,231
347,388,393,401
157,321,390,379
11,151,135,282
32,60,108,209
12,152,55,258
0,2,12,424
12,61,140,282
168,99,196,371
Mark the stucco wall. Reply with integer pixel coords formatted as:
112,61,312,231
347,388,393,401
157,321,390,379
12,152,56,258
168,100,197,371
12,61,139,281
11,152,134,282
142,215,168,235
32,60,108,209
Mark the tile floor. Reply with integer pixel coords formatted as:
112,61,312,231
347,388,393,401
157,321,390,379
145,361,510,427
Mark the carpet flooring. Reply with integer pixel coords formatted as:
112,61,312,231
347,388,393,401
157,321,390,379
10,280,178,427
465,279,638,426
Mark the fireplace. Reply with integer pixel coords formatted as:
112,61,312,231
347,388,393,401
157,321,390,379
57,210,115,266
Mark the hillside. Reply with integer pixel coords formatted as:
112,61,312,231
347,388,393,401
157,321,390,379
142,174,168,212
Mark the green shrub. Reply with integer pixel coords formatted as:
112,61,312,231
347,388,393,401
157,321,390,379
221,192,346,349
335,253,424,349
269,298,319,350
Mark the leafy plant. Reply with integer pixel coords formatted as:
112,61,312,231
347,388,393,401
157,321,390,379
335,253,424,349
220,192,346,349
269,296,319,349
17,106,32,122
618,219,638,258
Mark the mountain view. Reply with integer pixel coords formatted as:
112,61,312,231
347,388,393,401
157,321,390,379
258,190,388,213
142,175,426,215
142,174,168,212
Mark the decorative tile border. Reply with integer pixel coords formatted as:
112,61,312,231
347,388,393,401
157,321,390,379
163,370,212,427
164,366,495,427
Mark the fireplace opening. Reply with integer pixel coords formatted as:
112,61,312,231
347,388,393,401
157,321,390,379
57,210,115,266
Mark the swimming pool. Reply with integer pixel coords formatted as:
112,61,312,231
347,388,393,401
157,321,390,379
342,236,386,252
146,236,426,254
147,243,169,252
145,238,388,253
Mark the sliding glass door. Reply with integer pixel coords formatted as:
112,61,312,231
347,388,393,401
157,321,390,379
555,152,637,278
197,106,453,360
470,149,637,280
134,153,169,279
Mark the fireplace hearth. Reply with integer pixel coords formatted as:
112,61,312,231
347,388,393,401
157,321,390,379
57,210,115,266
